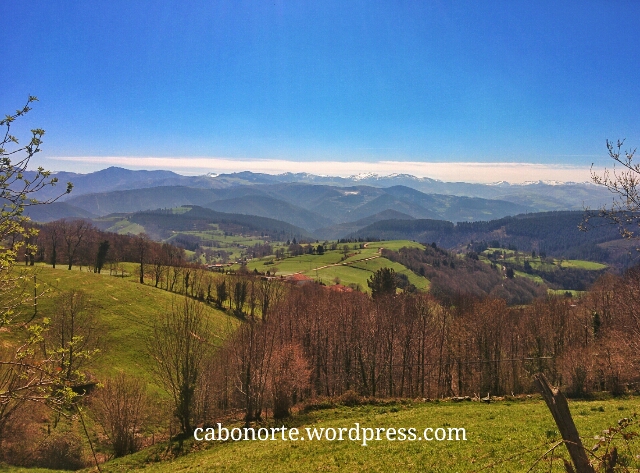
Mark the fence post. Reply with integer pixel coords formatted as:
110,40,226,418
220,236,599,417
533,373,595,473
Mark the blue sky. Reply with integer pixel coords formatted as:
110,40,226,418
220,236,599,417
3,1,640,182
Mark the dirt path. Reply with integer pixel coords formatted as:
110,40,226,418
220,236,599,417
291,247,384,276
363,242,383,253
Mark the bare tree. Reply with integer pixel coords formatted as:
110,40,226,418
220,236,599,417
60,219,91,270
268,343,309,419
44,290,100,381
91,373,149,457
583,139,640,248
45,221,62,268
134,233,150,284
150,244,168,288
232,277,248,315
228,319,276,424
258,276,285,322
147,297,211,435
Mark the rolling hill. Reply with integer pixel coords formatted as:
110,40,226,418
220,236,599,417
66,186,223,216
26,264,234,387
204,195,332,231
95,206,313,241
314,209,415,240
353,211,631,266
21,201,97,222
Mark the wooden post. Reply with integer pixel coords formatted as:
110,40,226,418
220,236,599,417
533,373,595,473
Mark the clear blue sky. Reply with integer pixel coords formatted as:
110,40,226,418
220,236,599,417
3,1,640,179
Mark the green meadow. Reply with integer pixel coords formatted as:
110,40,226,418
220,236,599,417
240,240,430,293
19,264,235,390
7,397,636,473
480,248,607,272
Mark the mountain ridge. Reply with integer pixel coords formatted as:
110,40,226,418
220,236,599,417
62,183,533,229
23,167,610,212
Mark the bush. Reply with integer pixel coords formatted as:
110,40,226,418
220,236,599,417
34,431,85,470
302,398,336,412
91,373,149,457
339,390,363,407
0,401,46,466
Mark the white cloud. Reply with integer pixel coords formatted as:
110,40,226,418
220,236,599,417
49,156,600,184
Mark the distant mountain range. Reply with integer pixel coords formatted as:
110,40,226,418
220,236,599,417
55,183,530,232
21,167,614,237
27,167,610,209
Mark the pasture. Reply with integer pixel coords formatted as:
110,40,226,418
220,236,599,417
40,396,640,473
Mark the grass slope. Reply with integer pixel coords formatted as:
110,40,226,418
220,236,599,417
75,397,640,473
24,265,235,390
243,241,430,293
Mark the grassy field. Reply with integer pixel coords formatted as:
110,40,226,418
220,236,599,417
11,396,635,473
17,264,236,390
93,215,149,236
179,229,268,247
478,248,608,292
548,289,585,297
172,225,270,263
347,257,430,291
239,240,430,293
250,251,345,274
363,240,425,251
513,269,546,284
561,259,607,270
480,248,607,272
288,256,430,292
1,264,238,472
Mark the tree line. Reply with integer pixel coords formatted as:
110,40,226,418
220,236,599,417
207,272,638,423
22,220,186,274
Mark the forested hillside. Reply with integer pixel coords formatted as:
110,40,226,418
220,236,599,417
383,245,547,304
355,211,629,266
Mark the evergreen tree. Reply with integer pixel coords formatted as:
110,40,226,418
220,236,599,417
367,267,397,299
